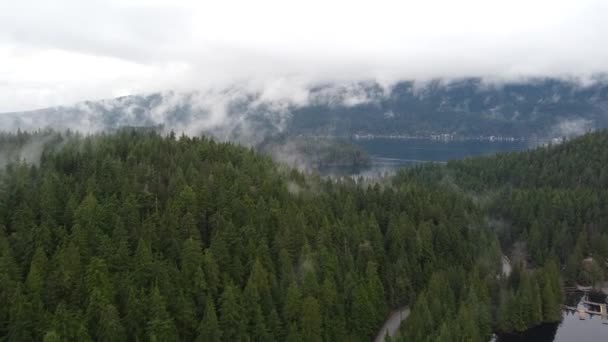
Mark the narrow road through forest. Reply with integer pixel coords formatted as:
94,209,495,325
373,306,410,342
375,254,511,341
502,255,512,277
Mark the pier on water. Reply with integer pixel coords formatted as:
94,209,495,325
562,288,608,322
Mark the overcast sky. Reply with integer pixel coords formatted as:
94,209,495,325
1,0,606,112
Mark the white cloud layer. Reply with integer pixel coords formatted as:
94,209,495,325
1,0,607,112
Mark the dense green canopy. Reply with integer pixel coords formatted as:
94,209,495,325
395,131,608,339
2,128,602,341
0,130,491,341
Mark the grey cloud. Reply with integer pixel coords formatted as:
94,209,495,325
0,132,57,170
0,1,193,63
0,80,393,153
552,118,594,138
2,1,608,113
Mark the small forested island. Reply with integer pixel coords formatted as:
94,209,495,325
257,135,371,171
0,129,605,341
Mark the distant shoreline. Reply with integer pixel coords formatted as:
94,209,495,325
298,133,565,144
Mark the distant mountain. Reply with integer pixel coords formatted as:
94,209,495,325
2,77,608,142
0,91,286,146
291,77,608,139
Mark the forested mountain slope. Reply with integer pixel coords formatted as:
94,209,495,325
0,130,498,341
290,78,608,138
3,77,608,141
444,130,608,191
389,133,608,339
396,131,608,333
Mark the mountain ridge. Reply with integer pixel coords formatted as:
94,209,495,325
2,77,608,143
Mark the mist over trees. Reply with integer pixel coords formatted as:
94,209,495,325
0,128,604,341
3,78,608,143
0,130,494,341
394,130,608,339
399,130,608,284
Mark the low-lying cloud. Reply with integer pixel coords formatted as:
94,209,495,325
553,118,594,138
2,76,607,146
1,0,607,112
0,81,390,145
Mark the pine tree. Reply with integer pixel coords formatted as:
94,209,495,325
202,250,220,298
146,286,178,341
300,296,322,342
0,241,19,336
133,239,154,288
351,279,376,339
96,303,126,342
266,307,284,341
124,286,147,340
530,279,543,323
47,302,90,341
196,301,221,342
283,282,301,327
243,277,270,341
8,285,34,342
219,284,246,341
42,330,61,342
541,280,561,322
285,322,300,342
26,246,47,297
366,261,386,325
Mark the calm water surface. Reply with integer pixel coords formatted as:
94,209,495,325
496,311,608,342
496,292,608,342
321,138,532,176
355,138,532,165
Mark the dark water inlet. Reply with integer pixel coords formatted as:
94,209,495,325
319,138,531,176
354,138,531,164
495,311,607,342
496,292,608,342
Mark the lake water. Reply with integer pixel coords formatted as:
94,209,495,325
496,311,608,342
355,138,532,165
322,138,533,177
496,292,608,342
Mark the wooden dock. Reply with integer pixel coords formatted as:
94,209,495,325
563,303,607,317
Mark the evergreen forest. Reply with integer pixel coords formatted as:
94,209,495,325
1,129,605,341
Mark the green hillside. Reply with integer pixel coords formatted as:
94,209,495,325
0,130,496,341
2,129,599,340
393,131,608,338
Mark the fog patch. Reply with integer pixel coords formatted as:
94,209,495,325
309,81,385,107
286,181,302,195
0,80,388,150
0,132,57,170
264,139,312,172
552,118,593,138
